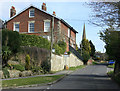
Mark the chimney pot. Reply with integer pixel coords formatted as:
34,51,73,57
43,2,46,6
42,2,47,11
12,6,15,9
53,11,56,16
10,6,16,18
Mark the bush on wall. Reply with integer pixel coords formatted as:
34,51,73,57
58,41,67,54
20,34,51,50
53,41,66,55
53,44,62,55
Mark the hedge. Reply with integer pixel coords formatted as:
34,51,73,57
2,30,66,55
20,34,51,50
2,29,21,53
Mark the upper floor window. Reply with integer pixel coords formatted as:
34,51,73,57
28,21,35,33
14,22,20,32
44,20,50,32
29,9,35,18
68,28,70,37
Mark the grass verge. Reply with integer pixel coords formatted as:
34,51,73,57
108,64,115,68
69,65,85,71
92,61,98,65
2,75,64,88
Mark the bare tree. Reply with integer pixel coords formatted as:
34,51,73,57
87,2,120,28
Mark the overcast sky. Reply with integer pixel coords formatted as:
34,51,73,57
0,1,106,52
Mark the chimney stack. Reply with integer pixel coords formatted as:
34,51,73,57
10,6,16,18
42,3,47,11
53,11,56,16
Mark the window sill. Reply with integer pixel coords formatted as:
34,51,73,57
29,16,35,18
44,31,50,33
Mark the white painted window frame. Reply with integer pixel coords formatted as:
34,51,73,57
13,22,20,32
44,20,51,32
68,28,70,37
29,8,35,18
28,21,35,33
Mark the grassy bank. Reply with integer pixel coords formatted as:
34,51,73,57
2,75,64,88
69,65,85,71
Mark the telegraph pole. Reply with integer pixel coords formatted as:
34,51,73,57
50,16,54,59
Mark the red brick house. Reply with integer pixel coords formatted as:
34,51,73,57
6,3,78,51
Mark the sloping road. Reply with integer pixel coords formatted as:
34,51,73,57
47,65,120,89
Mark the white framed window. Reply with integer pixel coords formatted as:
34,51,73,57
29,9,35,18
14,22,20,32
28,21,35,33
44,20,50,32
68,28,70,37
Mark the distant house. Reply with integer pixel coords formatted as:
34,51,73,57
6,3,78,51
0,19,4,29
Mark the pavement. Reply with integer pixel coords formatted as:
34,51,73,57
2,70,73,81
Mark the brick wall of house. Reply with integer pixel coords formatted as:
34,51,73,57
61,22,69,51
70,30,76,49
6,6,77,52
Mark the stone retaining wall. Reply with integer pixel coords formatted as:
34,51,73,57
51,53,83,71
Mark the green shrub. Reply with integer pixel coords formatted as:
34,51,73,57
67,51,71,55
12,64,25,72
57,41,66,54
20,34,50,50
92,61,98,65
53,44,62,55
2,46,11,67
41,59,51,74
53,41,66,55
25,54,30,70
82,51,90,65
2,67,10,78
32,66,43,73
2,29,21,54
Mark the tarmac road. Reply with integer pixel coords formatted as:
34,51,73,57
48,65,120,89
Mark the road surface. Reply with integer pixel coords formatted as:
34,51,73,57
3,65,120,91
49,64,120,89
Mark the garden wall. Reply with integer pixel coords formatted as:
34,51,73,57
51,53,83,71
21,46,50,66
